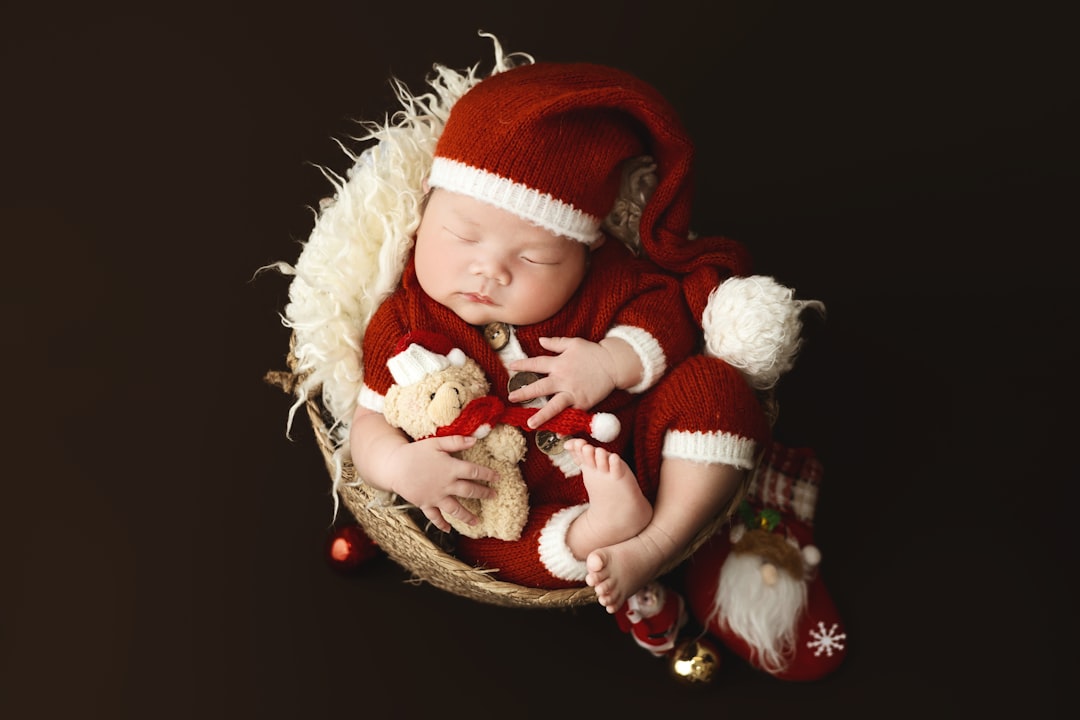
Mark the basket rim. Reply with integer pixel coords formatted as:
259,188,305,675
305,394,599,608
275,340,746,610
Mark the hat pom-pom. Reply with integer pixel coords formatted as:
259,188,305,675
701,276,825,390
447,348,466,367
589,413,621,443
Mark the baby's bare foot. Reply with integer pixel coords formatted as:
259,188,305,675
586,532,670,614
564,439,652,556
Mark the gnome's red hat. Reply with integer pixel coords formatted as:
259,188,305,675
429,61,751,317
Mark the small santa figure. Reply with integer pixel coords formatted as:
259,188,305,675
684,443,847,681
615,581,688,657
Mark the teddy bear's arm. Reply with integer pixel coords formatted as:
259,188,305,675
484,423,528,464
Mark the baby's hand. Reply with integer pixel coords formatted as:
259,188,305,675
507,336,622,428
387,435,501,533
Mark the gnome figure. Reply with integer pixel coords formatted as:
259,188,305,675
684,442,847,681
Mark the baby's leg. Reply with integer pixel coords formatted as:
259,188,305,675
563,438,652,561
587,458,744,614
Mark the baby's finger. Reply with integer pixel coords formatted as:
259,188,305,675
422,506,452,533
527,393,571,428
508,355,553,374
431,434,479,453
441,497,480,526
537,336,571,352
450,480,497,505
506,374,553,403
456,460,500,486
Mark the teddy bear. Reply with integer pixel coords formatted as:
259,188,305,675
382,333,531,541
380,330,623,542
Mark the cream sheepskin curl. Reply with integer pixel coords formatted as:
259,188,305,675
272,34,533,507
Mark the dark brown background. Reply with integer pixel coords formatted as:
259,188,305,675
2,1,1075,717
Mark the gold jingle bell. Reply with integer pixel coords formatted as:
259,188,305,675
669,637,721,685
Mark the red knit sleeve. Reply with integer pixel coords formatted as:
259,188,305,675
591,247,699,386
360,293,409,399
613,263,697,364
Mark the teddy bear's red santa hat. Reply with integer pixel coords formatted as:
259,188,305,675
386,330,467,386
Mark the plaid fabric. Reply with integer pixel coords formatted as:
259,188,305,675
746,442,823,527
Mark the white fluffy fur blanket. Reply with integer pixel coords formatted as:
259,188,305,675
269,35,531,505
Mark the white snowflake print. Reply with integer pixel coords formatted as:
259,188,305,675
806,621,847,657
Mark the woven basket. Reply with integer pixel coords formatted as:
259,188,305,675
266,340,763,610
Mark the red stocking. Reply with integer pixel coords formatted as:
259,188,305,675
684,442,847,681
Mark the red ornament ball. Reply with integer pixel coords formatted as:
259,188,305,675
325,524,379,571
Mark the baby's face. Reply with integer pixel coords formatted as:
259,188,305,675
414,189,591,326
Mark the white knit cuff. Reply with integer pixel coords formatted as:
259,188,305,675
538,504,590,582
357,384,385,414
663,430,758,470
605,324,666,394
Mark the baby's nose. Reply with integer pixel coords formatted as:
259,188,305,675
471,256,509,284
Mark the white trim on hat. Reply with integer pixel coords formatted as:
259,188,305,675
428,157,602,244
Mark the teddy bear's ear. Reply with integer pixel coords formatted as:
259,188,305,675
459,359,492,396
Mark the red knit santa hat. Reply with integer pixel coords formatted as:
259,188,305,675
429,61,751,303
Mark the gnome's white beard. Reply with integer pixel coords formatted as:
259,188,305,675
713,551,808,674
